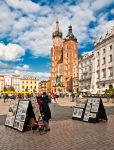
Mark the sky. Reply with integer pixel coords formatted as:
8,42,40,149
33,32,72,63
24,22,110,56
0,0,114,80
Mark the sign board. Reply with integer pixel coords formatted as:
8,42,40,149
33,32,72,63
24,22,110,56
5,98,39,132
13,100,29,131
83,98,100,122
5,100,19,127
72,98,107,123
30,97,41,122
72,103,86,120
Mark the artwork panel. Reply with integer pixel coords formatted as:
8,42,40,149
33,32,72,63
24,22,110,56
5,100,19,127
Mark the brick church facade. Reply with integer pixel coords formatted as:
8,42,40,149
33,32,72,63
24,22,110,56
50,20,78,93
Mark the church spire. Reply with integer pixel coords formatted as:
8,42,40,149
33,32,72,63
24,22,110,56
52,19,62,38
56,18,59,32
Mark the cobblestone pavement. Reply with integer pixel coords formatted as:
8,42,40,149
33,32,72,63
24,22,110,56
0,115,114,150
1,98,114,150
1,98,114,125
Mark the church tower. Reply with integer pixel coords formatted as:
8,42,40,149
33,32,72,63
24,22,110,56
51,20,63,92
50,22,78,93
63,25,78,92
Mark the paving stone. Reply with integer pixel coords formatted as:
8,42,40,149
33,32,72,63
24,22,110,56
0,116,114,150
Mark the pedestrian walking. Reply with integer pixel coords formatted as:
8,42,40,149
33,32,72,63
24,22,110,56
3,94,8,103
51,92,57,103
42,92,51,131
71,92,75,102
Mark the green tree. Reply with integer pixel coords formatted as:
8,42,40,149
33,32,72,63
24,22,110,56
9,86,15,91
3,86,8,91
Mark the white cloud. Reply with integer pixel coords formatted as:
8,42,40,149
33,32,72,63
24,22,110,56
16,64,30,70
6,0,41,13
111,9,114,14
14,70,20,75
0,69,50,81
0,61,12,69
0,43,25,61
91,0,114,11
0,0,113,58
90,13,114,40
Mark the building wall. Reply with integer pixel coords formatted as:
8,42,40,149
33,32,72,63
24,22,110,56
93,31,114,92
39,80,46,93
12,75,20,92
79,52,93,92
46,80,51,93
4,76,12,89
20,76,39,93
51,40,62,92
0,76,4,91
63,40,78,92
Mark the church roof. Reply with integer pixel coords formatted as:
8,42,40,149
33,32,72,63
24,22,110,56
64,25,77,42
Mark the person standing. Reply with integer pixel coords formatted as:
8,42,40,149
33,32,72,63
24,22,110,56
79,93,83,102
42,92,51,131
51,92,57,103
71,92,75,102
3,94,8,103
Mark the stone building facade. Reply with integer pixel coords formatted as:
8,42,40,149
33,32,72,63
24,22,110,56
0,75,4,91
20,75,39,93
78,52,93,92
91,26,114,93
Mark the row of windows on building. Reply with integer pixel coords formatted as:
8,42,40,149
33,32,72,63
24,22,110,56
22,86,36,89
22,81,37,84
97,45,112,56
80,59,91,67
97,54,113,66
96,67,113,79
80,66,92,72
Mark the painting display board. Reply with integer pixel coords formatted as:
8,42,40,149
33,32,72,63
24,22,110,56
83,98,100,122
13,100,29,131
72,103,86,120
5,99,37,132
72,98,107,123
5,100,19,127
30,97,41,122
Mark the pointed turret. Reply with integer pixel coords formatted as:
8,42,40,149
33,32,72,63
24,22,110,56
52,19,62,38
64,25,77,42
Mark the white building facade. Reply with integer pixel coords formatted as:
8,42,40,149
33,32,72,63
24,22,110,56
0,75,4,91
4,75,12,89
12,75,21,92
91,27,114,93
78,52,93,92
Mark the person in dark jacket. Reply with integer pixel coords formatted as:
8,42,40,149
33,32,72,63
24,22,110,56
42,92,51,131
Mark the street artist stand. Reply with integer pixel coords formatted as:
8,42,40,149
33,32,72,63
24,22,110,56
5,97,41,132
72,98,107,123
